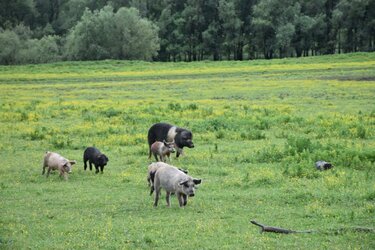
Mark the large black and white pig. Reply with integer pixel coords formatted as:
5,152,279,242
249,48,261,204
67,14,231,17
153,163,201,207
83,147,109,174
147,123,194,158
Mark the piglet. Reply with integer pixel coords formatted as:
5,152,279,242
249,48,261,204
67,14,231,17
149,140,175,162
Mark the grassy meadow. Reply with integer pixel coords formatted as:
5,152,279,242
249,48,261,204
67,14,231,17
0,53,374,249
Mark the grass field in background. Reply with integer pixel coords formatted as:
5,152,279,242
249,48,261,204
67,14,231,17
0,53,374,249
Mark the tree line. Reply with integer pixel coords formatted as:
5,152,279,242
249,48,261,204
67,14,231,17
0,0,374,64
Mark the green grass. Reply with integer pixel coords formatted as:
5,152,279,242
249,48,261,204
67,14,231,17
0,52,374,249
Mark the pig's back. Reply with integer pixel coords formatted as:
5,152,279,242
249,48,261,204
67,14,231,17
45,152,66,167
157,166,186,192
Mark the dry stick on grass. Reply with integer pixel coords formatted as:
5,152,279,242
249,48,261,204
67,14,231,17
250,220,375,234
250,220,315,234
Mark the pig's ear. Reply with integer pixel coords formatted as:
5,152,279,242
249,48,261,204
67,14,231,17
193,179,201,185
63,162,71,169
178,168,188,174
179,180,189,186
69,160,77,165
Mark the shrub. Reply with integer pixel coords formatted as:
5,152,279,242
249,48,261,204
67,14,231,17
50,135,72,149
28,127,47,141
101,108,122,118
285,135,313,155
254,144,285,163
255,118,271,130
356,124,367,139
187,103,198,110
282,161,320,179
0,29,20,64
240,130,266,140
168,103,182,111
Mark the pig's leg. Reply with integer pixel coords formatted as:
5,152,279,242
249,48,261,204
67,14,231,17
176,148,184,158
46,167,51,178
154,186,161,207
95,165,99,174
166,191,171,207
182,194,188,206
59,169,65,179
167,154,171,163
147,175,151,187
177,193,184,207
100,165,104,173
149,185,154,196
84,160,88,170
153,153,159,162
42,165,46,175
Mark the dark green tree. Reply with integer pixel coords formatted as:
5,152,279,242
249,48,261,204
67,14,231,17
218,0,243,60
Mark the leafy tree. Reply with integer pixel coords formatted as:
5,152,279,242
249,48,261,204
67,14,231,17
202,20,222,60
157,5,182,61
218,0,243,60
65,5,159,61
53,0,90,34
253,0,300,58
114,7,160,60
17,35,61,64
0,0,37,28
333,0,375,53
0,29,21,64
180,0,206,61
157,0,190,61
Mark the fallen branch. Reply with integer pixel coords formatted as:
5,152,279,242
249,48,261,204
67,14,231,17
250,220,315,234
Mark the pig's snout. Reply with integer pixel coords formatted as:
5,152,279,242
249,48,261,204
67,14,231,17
189,193,195,197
